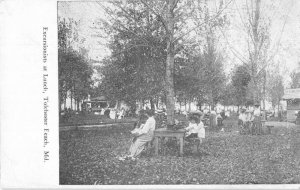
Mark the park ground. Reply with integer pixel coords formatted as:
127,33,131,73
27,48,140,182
59,118,300,185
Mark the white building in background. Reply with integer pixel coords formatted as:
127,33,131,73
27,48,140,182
61,92,90,111
282,88,300,122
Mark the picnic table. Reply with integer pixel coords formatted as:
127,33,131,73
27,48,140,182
154,128,185,156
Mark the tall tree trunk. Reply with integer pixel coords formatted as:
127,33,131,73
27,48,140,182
64,98,66,110
252,0,261,105
263,70,266,119
165,0,177,126
179,99,181,111
150,98,155,110
70,89,73,110
277,100,280,120
77,99,80,111
142,99,145,109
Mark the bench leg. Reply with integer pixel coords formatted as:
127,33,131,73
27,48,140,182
179,137,183,156
154,137,159,156
196,140,200,152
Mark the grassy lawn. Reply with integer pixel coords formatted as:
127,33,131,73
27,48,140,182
59,122,300,185
59,114,138,126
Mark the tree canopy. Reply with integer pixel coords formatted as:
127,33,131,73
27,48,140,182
95,0,229,123
58,18,94,111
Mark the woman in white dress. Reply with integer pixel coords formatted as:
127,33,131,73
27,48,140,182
119,109,156,160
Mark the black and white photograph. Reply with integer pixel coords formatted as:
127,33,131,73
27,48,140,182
3,0,300,188
57,0,300,186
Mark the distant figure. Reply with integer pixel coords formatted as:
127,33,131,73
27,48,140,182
100,108,105,115
104,109,110,118
252,104,262,135
216,113,223,130
238,108,247,126
253,104,261,119
110,109,116,119
209,110,217,130
225,110,230,117
245,110,254,122
118,108,124,119
297,111,300,119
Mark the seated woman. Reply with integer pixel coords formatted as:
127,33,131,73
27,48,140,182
131,114,148,143
119,109,156,161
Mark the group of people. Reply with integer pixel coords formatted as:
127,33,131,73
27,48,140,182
118,110,207,161
101,108,125,119
238,105,262,135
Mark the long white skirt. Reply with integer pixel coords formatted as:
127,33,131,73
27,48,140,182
129,134,153,158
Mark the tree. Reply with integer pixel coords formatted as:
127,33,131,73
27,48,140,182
219,82,236,108
95,1,167,110
290,62,300,88
227,0,290,108
231,64,252,107
241,0,271,106
58,18,93,111
98,0,232,126
267,73,284,114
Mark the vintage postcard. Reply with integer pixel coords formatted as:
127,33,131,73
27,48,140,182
1,0,300,189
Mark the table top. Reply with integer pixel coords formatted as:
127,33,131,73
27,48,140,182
155,128,185,132
154,128,186,137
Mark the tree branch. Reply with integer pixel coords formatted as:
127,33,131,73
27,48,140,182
173,0,234,44
139,0,168,32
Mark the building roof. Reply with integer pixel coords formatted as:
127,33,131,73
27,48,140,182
84,96,109,103
91,96,107,101
282,88,300,99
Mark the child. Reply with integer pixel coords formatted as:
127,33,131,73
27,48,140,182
184,116,205,144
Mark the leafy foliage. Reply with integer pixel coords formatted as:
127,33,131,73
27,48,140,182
96,0,229,125
231,64,252,106
95,1,167,108
290,66,300,89
58,18,94,110
267,73,284,108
